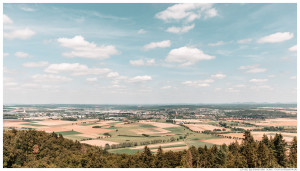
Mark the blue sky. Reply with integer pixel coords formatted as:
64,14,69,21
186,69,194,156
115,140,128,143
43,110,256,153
3,3,297,104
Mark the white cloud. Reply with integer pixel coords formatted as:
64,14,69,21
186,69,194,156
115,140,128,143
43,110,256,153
246,68,267,73
143,40,171,50
155,3,217,22
239,64,259,70
227,88,240,93
211,73,226,79
3,53,10,57
86,77,97,82
161,85,172,89
182,79,214,87
239,64,266,73
289,45,297,52
249,79,268,83
128,75,152,83
290,76,296,80
166,24,195,34
44,63,111,76
3,14,13,24
166,46,215,66
57,35,119,59
204,8,218,19
234,84,246,88
32,74,72,83
208,41,225,47
130,59,155,66
257,32,294,43
15,52,31,58
237,38,252,44
107,72,120,78
20,7,35,12
250,85,273,90
4,28,35,40
138,29,147,34
22,61,49,68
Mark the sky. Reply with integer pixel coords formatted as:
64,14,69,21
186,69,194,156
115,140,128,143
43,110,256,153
3,3,297,104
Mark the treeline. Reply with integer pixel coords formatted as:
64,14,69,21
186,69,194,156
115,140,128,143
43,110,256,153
225,110,288,118
3,129,297,168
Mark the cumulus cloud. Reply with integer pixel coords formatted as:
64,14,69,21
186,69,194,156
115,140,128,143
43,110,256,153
182,79,214,87
32,74,72,83
166,24,195,34
3,53,10,57
250,85,273,91
3,14,13,24
290,76,296,80
155,3,217,22
22,61,49,68
86,77,97,82
239,64,266,73
289,45,297,52
257,32,294,43
20,7,35,12
211,73,226,79
237,38,252,44
4,28,35,40
128,75,152,83
249,79,268,83
161,85,172,89
57,35,119,59
166,46,215,66
44,63,111,76
14,52,31,58
138,29,147,34
208,41,225,47
130,59,155,66
143,40,171,50
204,8,218,19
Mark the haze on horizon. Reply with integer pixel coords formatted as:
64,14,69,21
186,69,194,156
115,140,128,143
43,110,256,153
3,3,297,104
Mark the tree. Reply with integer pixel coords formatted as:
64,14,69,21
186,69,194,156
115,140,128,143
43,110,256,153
272,134,287,167
181,149,193,168
288,137,297,167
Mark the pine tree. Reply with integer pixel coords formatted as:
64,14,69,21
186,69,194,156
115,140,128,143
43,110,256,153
181,149,193,168
241,131,258,167
272,134,287,167
288,137,297,168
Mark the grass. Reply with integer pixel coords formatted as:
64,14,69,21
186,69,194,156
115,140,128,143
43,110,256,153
139,124,156,128
64,135,90,141
108,148,141,155
56,130,82,136
21,123,46,127
79,123,98,126
149,144,187,150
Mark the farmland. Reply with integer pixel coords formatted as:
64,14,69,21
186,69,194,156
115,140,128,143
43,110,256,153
3,103,297,155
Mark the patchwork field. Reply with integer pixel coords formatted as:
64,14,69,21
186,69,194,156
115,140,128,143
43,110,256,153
4,118,297,154
252,118,297,127
199,138,242,145
184,123,229,132
222,131,297,143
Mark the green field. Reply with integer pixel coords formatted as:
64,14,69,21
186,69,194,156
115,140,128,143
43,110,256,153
108,148,141,154
79,123,98,126
21,123,46,127
97,122,221,154
56,130,82,136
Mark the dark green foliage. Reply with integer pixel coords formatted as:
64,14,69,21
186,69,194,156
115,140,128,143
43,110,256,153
3,129,296,168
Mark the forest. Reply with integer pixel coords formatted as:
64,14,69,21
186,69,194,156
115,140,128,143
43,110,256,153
3,129,297,168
